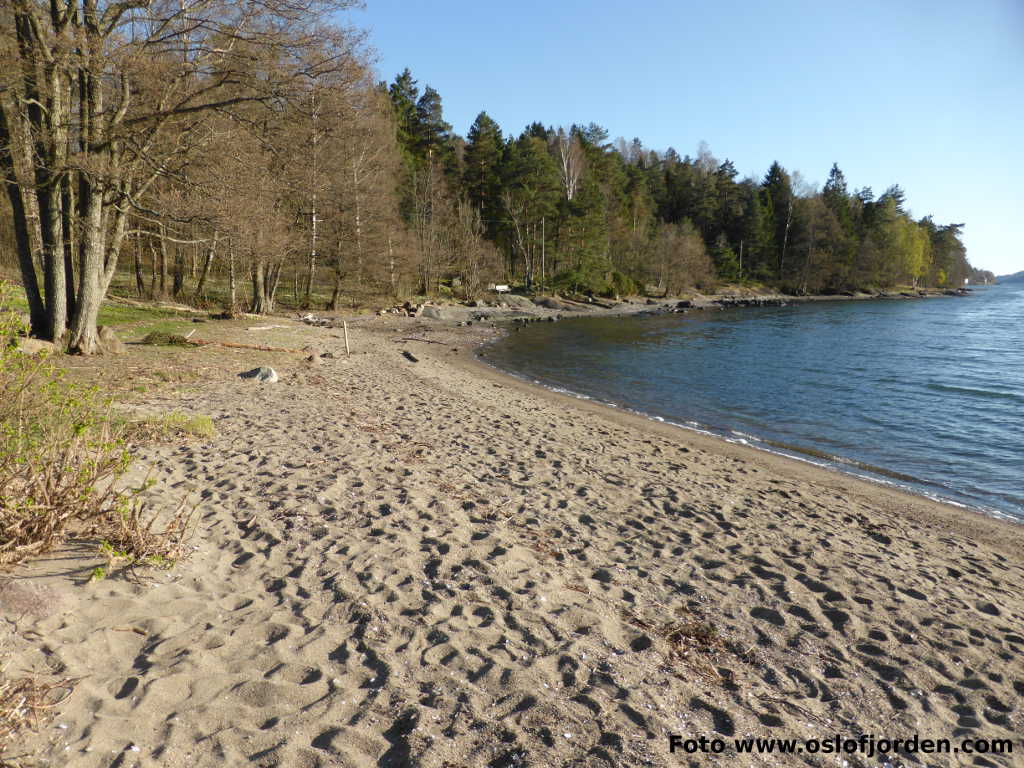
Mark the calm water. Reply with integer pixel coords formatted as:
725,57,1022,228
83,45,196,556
484,283,1024,522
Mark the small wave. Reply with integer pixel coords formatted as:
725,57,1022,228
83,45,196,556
925,382,1024,403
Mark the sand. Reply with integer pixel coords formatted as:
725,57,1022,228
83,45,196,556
2,311,1022,768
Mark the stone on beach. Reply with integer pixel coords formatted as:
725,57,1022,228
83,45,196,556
239,365,278,383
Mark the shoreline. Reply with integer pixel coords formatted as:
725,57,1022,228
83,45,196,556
474,341,1022,529
452,327,1023,557
4,312,1022,767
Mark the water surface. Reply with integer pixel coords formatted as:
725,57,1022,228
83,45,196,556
485,284,1024,521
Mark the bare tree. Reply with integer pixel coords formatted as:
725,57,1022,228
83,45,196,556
0,0,360,352
654,219,714,296
552,127,585,202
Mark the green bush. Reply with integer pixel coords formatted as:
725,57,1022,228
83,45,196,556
550,265,639,298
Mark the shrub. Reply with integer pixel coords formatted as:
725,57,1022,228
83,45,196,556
140,331,192,346
0,284,195,568
604,270,637,298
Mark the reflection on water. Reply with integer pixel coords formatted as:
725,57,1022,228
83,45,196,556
485,284,1024,521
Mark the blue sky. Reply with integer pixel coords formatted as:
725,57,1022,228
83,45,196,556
345,0,1024,275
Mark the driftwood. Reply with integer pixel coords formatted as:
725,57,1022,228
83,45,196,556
396,337,446,345
188,339,304,353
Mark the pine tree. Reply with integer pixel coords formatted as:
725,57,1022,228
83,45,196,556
463,112,505,235
388,69,420,157
414,86,452,160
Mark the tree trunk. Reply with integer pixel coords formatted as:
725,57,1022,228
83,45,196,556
158,224,168,296
194,234,218,301
229,246,237,310
149,242,158,299
172,245,185,297
61,174,77,322
67,175,105,355
251,258,272,314
134,237,145,297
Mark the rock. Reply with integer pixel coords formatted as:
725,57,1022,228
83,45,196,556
97,325,125,355
534,296,573,311
401,350,419,363
421,306,455,321
676,300,693,309
239,366,278,383
305,354,323,366
14,337,56,355
503,294,534,309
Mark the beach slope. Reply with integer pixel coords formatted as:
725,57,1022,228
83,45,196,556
3,315,1022,767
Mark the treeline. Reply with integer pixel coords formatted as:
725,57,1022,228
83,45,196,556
383,68,987,297
0,3,987,352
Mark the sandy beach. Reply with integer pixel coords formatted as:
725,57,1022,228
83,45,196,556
2,310,1022,767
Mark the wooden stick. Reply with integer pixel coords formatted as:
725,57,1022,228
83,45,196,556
188,339,303,353
343,321,351,356
396,337,446,345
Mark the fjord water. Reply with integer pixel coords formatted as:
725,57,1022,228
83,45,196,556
485,283,1024,521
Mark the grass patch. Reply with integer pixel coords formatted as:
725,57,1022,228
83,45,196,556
123,411,216,442
96,303,183,327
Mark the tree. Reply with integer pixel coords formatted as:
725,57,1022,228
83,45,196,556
388,68,420,156
552,127,585,202
761,161,795,280
414,86,452,160
462,112,504,233
653,219,713,295
0,0,360,352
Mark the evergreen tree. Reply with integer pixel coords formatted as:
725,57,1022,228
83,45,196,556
822,163,852,232
463,112,505,235
388,69,420,157
761,161,795,280
413,86,452,161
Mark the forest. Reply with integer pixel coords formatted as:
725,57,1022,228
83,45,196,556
0,1,993,352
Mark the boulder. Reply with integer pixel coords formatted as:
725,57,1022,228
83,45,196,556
420,305,456,321
533,296,573,311
502,294,535,309
239,366,278,383
14,337,56,355
97,325,125,355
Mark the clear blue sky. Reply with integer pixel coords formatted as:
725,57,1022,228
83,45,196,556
344,0,1024,275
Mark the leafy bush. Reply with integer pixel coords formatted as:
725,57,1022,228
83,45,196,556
0,284,195,568
604,270,638,298
550,265,638,298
